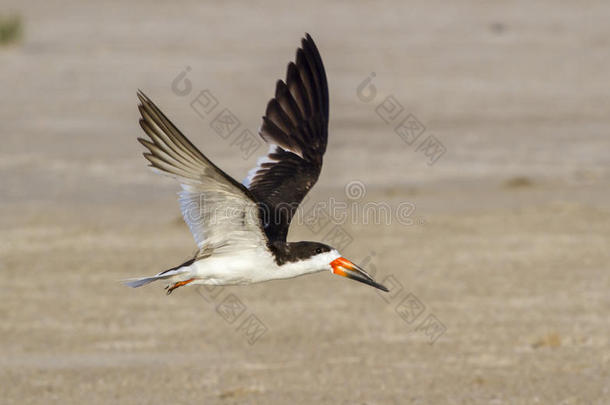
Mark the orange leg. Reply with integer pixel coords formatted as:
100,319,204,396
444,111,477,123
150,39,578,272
166,278,195,295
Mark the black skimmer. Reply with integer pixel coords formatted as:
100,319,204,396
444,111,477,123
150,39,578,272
126,34,388,294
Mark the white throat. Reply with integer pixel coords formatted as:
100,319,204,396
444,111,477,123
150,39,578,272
275,250,341,280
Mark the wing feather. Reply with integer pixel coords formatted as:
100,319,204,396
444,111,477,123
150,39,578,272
244,34,329,242
137,91,267,252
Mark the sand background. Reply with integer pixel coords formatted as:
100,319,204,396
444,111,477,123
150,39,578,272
1,0,609,403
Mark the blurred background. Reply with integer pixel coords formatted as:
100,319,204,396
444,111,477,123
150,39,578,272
1,0,609,403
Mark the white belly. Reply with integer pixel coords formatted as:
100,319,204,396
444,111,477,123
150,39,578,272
187,250,280,285
175,248,338,286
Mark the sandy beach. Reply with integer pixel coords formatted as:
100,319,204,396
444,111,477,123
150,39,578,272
1,0,609,403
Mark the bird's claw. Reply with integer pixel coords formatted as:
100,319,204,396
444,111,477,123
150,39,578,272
165,279,195,295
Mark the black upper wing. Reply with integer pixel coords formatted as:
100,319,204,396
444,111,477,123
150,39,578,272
244,34,329,242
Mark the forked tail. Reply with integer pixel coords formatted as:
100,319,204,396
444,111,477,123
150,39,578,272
124,276,160,288
123,258,194,288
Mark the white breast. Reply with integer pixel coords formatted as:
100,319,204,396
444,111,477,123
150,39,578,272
187,249,340,286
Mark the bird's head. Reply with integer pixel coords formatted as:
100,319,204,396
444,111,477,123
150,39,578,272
288,242,389,292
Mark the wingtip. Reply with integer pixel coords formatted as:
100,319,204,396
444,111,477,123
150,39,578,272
142,152,154,162
303,33,318,49
136,89,149,105
136,137,149,148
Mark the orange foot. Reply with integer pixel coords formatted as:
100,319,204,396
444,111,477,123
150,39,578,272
166,278,195,295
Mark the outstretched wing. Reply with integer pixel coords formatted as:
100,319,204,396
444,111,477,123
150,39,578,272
137,91,267,254
244,34,329,242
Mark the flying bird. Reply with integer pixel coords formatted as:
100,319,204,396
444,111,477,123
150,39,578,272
126,34,388,294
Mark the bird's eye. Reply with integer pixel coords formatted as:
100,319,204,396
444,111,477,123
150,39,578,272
315,247,322,254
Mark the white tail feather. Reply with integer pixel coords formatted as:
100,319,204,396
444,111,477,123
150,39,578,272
124,277,159,288
123,267,190,288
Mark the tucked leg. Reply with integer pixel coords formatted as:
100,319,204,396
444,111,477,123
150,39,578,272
166,278,195,295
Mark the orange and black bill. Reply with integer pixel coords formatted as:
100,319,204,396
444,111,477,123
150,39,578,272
330,257,389,292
